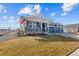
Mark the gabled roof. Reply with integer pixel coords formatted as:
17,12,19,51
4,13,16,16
25,14,53,23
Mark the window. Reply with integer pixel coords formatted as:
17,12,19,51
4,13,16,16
32,22,37,29
37,22,41,28
28,21,37,29
28,21,32,28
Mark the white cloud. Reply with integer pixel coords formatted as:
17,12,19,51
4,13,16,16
3,16,15,23
18,7,33,15
61,12,67,16
8,16,16,23
45,8,48,11
18,4,41,15
61,3,78,16
0,5,7,13
8,20,14,23
0,5,3,8
69,21,79,24
3,9,7,13
3,16,8,19
0,5,4,13
34,4,41,14
62,3,78,12
51,12,55,16
10,16,14,19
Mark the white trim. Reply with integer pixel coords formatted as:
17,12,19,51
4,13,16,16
47,23,49,33
41,22,42,31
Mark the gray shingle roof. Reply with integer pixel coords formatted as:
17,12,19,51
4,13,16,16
25,14,53,23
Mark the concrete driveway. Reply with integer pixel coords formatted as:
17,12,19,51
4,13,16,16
53,33,79,40
61,33,79,40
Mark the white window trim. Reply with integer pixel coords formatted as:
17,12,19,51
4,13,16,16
28,21,37,29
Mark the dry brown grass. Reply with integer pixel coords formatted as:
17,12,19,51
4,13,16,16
0,35,79,56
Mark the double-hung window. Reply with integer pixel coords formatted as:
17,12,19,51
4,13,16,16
28,21,32,28
28,21,37,29
32,22,37,29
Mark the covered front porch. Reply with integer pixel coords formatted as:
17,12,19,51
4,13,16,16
25,21,49,34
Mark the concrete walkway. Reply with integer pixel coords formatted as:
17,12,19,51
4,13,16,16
69,48,79,56
53,33,79,40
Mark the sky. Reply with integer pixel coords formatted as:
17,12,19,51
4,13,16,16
0,3,79,29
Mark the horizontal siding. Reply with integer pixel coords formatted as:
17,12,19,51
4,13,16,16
49,27,63,33
26,28,43,34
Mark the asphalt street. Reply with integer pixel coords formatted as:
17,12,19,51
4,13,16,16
0,32,17,41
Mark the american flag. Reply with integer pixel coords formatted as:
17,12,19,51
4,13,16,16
19,16,26,24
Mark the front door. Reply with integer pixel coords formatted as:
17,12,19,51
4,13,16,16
42,23,46,32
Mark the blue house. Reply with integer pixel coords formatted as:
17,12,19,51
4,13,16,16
19,14,63,35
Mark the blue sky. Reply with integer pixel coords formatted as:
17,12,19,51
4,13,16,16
0,3,79,29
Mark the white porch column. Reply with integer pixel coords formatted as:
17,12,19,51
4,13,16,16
41,22,42,31
58,26,61,33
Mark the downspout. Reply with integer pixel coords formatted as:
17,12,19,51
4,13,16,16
47,22,49,35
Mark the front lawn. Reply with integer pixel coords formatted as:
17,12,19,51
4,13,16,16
0,35,79,56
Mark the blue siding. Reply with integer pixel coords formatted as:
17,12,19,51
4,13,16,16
49,27,63,33
49,27,55,33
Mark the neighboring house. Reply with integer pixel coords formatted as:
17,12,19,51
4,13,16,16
64,23,79,33
0,27,11,35
19,14,63,35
